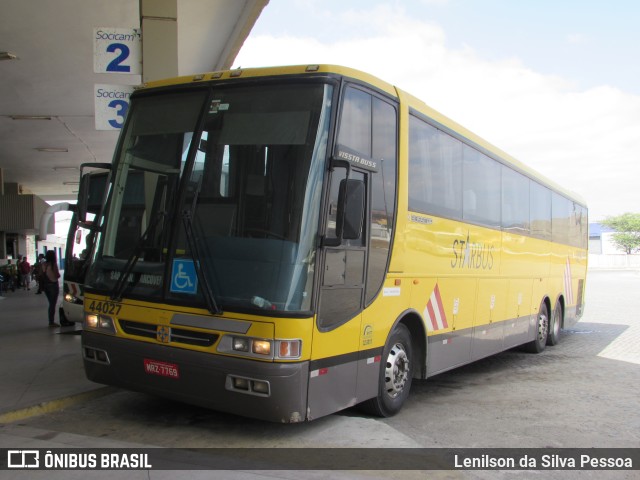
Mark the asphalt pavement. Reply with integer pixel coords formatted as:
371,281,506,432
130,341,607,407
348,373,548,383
0,280,108,423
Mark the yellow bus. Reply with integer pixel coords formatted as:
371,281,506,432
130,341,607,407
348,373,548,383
81,65,587,422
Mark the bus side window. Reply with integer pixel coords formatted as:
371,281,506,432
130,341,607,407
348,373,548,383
408,115,462,219
366,98,397,304
462,144,501,228
530,181,551,240
502,167,530,233
337,87,372,158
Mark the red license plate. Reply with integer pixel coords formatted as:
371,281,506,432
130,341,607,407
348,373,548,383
143,359,180,379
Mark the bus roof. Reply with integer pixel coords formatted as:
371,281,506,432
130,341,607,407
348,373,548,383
140,64,586,207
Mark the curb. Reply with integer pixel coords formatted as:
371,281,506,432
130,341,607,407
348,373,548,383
0,387,117,424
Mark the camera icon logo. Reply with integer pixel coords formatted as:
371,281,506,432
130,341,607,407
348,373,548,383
7,450,40,468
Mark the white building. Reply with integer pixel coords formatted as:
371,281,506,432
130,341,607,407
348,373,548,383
588,222,640,269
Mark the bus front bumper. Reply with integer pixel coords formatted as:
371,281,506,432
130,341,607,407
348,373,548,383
81,331,309,423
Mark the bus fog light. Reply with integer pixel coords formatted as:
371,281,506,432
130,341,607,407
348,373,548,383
277,340,301,359
251,380,270,395
233,377,250,390
252,340,271,355
83,347,110,365
96,350,109,362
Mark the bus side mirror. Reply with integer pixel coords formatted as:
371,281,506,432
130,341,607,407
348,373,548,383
77,162,111,227
336,178,365,241
77,174,90,223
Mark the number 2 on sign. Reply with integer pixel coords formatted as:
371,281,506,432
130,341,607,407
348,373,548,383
106,43,131,72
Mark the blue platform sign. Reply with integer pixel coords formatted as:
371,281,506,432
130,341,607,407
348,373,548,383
170,259,198,295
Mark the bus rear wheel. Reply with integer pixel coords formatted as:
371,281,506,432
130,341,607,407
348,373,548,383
546,301,562,346
360,323,413,417
524,302,549,353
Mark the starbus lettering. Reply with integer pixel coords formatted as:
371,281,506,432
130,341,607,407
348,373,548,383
451,232,495,270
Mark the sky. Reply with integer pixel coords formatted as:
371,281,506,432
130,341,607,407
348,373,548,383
234,0,640,221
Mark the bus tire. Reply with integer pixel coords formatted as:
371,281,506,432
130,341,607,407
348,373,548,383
546,300,562,346
360,323,413,417
524,302,549,353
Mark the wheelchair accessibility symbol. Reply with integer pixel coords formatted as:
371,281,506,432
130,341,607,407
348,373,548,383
170,259,198,294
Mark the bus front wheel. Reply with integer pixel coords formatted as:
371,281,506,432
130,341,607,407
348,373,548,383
361,323,413,417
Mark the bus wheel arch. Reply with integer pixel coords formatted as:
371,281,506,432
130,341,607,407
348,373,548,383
360,312,424,417
397,311,427,380
547,296,564,346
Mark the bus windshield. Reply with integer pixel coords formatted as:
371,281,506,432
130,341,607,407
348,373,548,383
86,82,333,314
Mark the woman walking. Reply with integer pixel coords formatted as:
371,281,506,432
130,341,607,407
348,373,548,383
42,250,61,327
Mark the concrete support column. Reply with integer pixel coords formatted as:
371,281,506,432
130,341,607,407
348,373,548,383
140,0,178,82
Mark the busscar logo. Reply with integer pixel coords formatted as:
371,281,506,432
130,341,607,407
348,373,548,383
8,450,39,468
156,325,170,343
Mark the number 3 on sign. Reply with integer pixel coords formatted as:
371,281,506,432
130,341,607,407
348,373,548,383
94,84,135,131
108,100,129,128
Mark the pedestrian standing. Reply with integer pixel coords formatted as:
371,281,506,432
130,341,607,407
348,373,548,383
5,260,17,291
19,256,31,290
42,250,61,327
33,253,45,294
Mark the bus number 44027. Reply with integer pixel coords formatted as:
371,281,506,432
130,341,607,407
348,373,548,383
87,300,122,315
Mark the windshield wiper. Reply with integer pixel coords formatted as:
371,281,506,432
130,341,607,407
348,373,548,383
110,210,166,302
181,182,223,315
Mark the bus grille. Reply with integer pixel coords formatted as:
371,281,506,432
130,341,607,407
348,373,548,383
119,320,219,347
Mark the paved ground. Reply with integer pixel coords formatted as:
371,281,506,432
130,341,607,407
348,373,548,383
0,270,639,479
0,281,103,420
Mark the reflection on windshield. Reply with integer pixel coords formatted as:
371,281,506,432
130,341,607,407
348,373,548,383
65,171,108,284
86,83,333,314
65,215,97,283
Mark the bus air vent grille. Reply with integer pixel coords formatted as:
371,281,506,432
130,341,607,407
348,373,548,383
120,320,219,347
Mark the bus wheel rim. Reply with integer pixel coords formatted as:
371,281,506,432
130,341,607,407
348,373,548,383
385,343,409,398
538,312,549,343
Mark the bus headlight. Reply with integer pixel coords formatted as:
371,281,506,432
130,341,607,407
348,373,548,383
84,313,116,334
219,335,301,360
229,336,272,356
64,293,82,304
232,337,250,352
252,339,271,356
